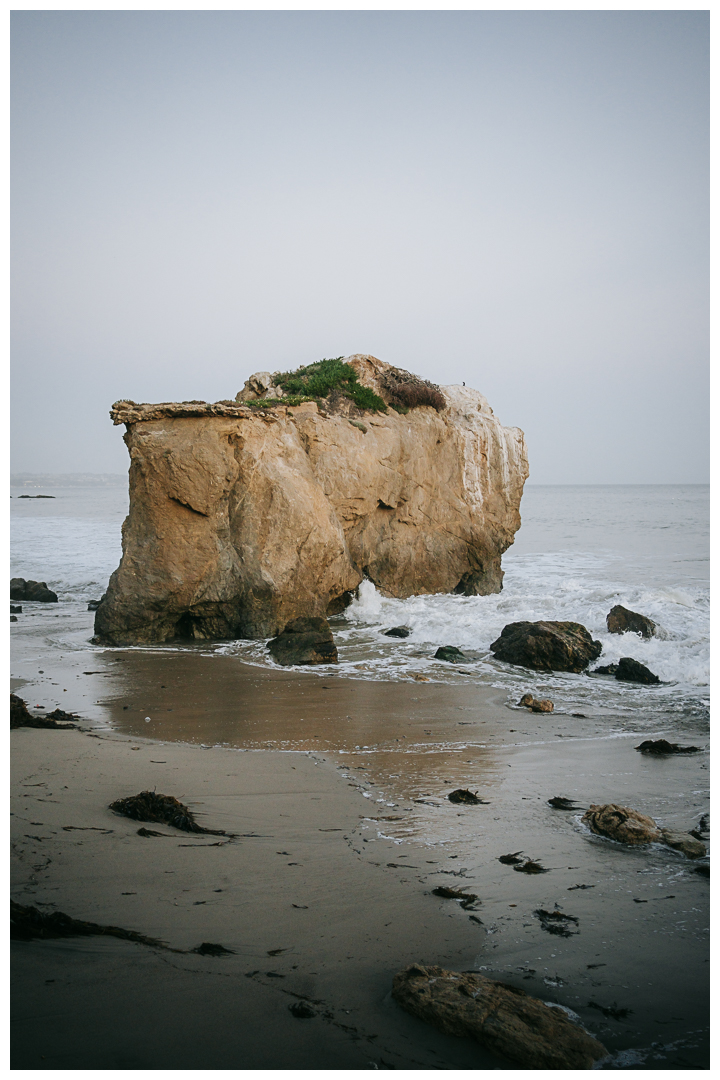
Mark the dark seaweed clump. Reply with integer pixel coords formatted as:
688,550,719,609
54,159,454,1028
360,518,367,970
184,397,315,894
109,791,227,835
10,900,165,948
534,908,579,937
431,886,480,909
10,693,76,730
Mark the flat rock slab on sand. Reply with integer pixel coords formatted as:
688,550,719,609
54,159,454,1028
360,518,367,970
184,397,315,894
392,964,607,1069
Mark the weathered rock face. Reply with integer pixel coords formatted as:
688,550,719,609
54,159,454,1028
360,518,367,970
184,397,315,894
490,621,602,673
94,355,528,644
391,963,607,1069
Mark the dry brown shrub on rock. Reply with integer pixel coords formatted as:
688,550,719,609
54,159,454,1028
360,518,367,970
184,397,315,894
392,382,446,411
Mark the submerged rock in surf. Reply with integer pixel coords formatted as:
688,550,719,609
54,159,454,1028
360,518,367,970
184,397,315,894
518,693,554,712
490,621,602,673
391,963,607,1069
435,645,467,663
606,604,657,639
267,617,338,666
614,657,660,685
384,625,411,638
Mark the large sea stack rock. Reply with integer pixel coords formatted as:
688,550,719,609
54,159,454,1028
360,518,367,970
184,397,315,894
391,964,607,1069
606,604,657,639
94,356,528,644
490,621,602,673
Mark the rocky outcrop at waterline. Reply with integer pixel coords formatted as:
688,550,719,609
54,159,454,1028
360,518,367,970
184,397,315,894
489,620,602,673
93,355,528,644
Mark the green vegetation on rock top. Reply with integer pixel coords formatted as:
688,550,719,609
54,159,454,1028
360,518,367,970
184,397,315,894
276,357,387,412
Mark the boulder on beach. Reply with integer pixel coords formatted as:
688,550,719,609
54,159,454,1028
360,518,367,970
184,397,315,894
267,617,338,666
490,621,601,673
615,657,659,685
606,604,657,639
93,355,528,644
383,626,411,638
518,693,554,712
391,963,607,1069
582,803,661,845
434,645,467,663
10,578,58,603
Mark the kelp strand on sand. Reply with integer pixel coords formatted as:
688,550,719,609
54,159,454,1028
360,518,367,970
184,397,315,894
109,790,228,834
10,900,169,948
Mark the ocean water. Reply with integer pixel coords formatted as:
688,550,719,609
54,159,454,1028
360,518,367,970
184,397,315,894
10,478,709,735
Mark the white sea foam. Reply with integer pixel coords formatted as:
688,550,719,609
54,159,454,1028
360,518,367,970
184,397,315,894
11,480,709,733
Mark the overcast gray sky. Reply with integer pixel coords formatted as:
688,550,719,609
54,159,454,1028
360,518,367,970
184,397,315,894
11,10,708,483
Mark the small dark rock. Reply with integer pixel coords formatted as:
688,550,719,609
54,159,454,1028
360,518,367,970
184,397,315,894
289,1001,317,1019
548,796,583,810
10,605,21,613
384,626,411,638
606,604,656,639
592,664,618,675
10,615,17,622
635,739,701,755
490,621,601,673
267,617,338,666
693,864,710,878
447,788,488,804
87,599,103,611
434,645,466,663
615,657,659,685
192,942,235,956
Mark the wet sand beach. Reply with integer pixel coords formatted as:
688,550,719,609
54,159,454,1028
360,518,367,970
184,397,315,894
11,635,709,1070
